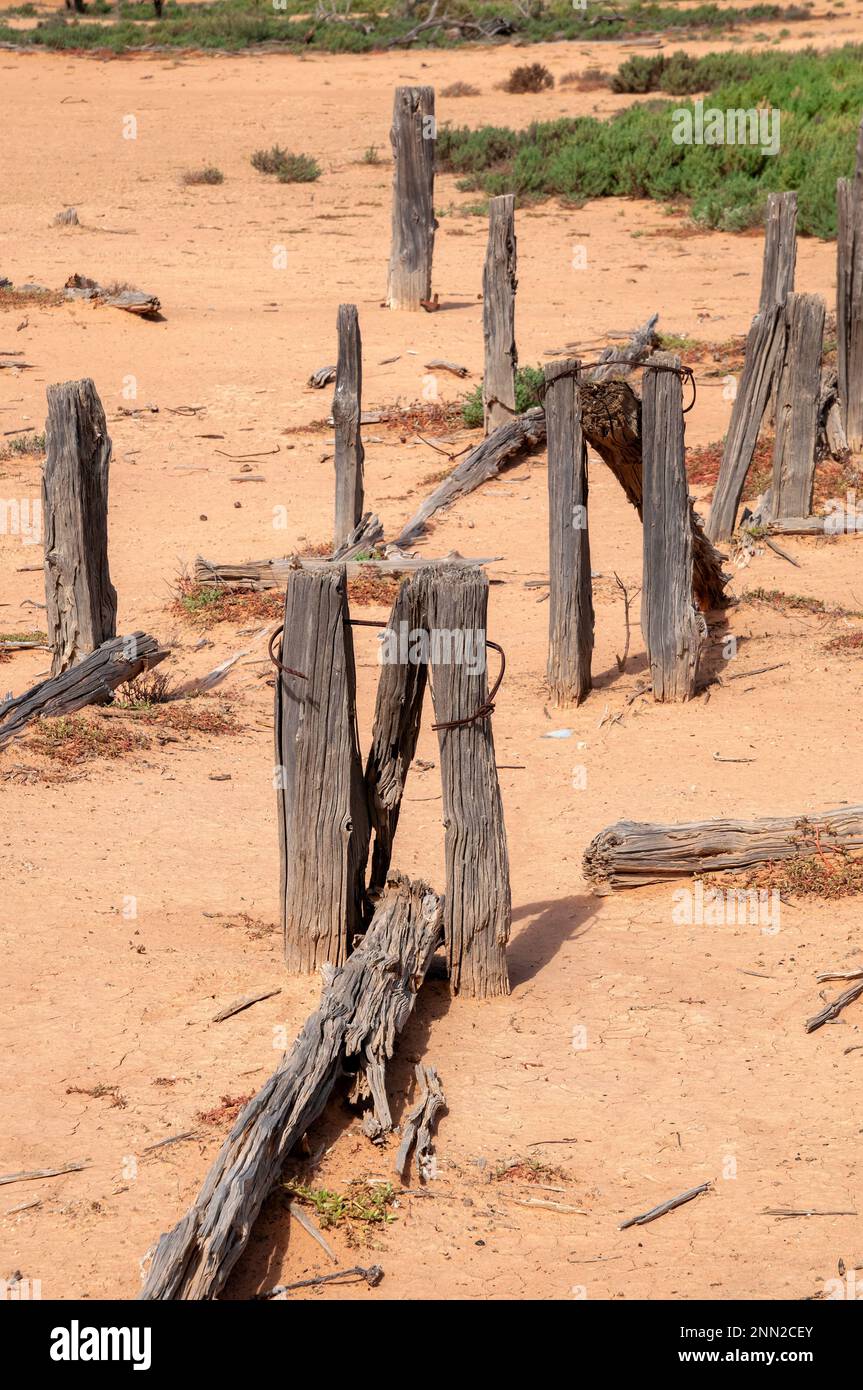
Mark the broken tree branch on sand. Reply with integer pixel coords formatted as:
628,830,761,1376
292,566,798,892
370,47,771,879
583,805,863,892
394,1064,446,1180
0,633,167,750
139,873,442,1300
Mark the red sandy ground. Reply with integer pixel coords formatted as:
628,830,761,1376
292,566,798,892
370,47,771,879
1,28,863,1301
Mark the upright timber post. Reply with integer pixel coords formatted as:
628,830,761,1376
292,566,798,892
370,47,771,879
544,359,593,705
332,304,365,550
641,353,703,701
759,191,797,311
772,292,826,519
415,563,511,998
837,117,863,451
43,378,117,677
482,194,517,434
386,86,436,310
274,567,370,973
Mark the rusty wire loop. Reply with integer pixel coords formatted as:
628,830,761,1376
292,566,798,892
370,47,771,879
537,357,697,413
267,624,307,681
431,639,506,732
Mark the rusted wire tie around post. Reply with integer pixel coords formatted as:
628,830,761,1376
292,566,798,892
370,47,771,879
267,624,307,681
537,357,697,413
347,622,506,730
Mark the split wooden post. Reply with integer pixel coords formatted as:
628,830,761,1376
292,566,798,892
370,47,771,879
386,86,436,310
364,575,428,897
274,567,370,973
482,194,517,434
43,378,117,676
544,359,593,705
705,305,785,541
641,352,703,702
759,191,797,311
332,304,364,550
415,563,511,998
772,292,826,519
837,117,863,450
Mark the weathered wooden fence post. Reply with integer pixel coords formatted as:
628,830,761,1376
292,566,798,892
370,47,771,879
274,567,370,973
641,353,704,702
482,194,517,433
771,292,826,520
759,190,797,311
43,378,117,677
837,117,863,451
415,564,510,998
332,304,364,550
705,304,785,541
544,359,593,705
386,86,436,310
364,574,428,897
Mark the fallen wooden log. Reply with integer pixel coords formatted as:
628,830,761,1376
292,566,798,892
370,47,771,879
194,550,501,589
392,408,546,550
583,805,863,892
805,977,863,1034
579,377,730,611
64,273,160,317
139,873,443,1300
0,633,167,751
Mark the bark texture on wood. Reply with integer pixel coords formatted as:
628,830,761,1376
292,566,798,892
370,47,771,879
544,359,593,705
759,191,797,312
579,379,730,611
0,633,166,750
482,194,518,434
332,304,365,549
583,805,863,892
364,576,428,896
394,1064,445,1179
386,86,436,310
331,511,383,562
641,353,704,701
817,368,851,463
705,305,785,541
415,564,510,998
194,550,498,589
43,378,117,676
771,292,826,520
837,123,863,450
139,873,443,1300
275,568,369,973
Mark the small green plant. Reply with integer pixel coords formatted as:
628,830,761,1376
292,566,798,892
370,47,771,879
251,145,287,175
285,1180,396,1230
362,144,381,165
462,364,545,428
181,165,224,186
1,431,46,459
276,153,321,183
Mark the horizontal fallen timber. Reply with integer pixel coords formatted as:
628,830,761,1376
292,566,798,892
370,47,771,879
583,805,863,892
0,633,167,750
194,551,502,588
139,874,443,1301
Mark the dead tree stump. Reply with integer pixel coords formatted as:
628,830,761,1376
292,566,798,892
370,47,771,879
772,292,826,519
274,567,370,973
415,564,511,998
364,575,429,897
43,378,117,676
837,118,863,451
641,353,704,702
759,191,797,312
482,194,517,434
544,359,593,705
332,304,365,550
386,86,436,310
705,305,785,541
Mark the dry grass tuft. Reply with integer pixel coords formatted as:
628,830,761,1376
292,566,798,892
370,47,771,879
502,63,554,94
172,576,282,627
28,713,150,764
197,1093,254,1127
348,567,400,607
180,166,224,186
441,81,480,97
